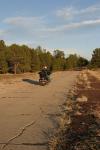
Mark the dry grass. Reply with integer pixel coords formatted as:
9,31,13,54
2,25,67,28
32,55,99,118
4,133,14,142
48,70,100,150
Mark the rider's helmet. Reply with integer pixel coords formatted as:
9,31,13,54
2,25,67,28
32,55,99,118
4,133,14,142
43,66,47,69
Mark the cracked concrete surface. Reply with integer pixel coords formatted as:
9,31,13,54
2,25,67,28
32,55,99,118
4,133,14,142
0,71,79,150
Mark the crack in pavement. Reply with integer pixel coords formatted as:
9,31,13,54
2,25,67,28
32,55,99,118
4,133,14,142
1,121,36,150
1,97,33,99
0,142,47,147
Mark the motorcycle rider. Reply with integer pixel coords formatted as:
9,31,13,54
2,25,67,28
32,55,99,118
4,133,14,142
39,66,51,81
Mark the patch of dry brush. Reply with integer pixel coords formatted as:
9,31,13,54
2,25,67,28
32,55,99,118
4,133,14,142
49,71,100,150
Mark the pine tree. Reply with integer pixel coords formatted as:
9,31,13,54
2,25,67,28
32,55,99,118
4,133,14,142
91,48,100,68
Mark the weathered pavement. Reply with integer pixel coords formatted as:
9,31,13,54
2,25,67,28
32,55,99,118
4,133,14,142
0,71,79,150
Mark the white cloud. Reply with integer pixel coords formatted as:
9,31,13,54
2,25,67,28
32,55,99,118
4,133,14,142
2,17,100,39
56,7,74,19
80,5,100,14
56,4,100,19
2,16,48,39
1,14,100,42
3,16,45,29
42,19,100,32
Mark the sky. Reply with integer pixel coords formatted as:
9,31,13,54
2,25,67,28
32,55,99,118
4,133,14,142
0,0,100,59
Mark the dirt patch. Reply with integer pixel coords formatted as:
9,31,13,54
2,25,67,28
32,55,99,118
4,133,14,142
49,71,100,150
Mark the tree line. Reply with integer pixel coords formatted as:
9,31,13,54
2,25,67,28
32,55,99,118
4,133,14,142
0,40,99,74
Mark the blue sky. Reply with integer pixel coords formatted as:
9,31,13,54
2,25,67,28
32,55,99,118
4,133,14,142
0,0,100,59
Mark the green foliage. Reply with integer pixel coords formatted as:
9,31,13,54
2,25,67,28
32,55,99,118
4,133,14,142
77,57,89,68
0,40,93,74
66,54,79,69
0,40,6,51
53,50,65,59
31,49,41,71
66,54,89,70
52,50,66,70
91,48,100,68
0,53,8,73
0,40,8,73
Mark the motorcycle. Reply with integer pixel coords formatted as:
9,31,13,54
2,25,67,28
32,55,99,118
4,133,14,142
39,77,49,86
38,70,51,86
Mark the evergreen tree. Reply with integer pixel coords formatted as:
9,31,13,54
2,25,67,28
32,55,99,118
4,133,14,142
0,40,8,73
31,49,41,71
66,54,79,70
52,50,66,70
8,44,24,74
77,57,89,68
0,40,93,73
91,48,100,68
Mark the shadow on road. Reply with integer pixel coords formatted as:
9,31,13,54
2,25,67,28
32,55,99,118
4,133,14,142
22,79,39,85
